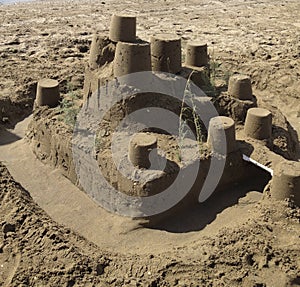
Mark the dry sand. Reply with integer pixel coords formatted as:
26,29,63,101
0,0,300,286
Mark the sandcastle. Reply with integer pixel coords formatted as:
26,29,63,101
27,14,300,221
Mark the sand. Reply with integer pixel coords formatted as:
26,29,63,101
0,0,300,286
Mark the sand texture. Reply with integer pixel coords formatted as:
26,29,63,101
0,0,300,286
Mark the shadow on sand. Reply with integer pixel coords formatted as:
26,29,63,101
150,165,271,233
0,128,22,146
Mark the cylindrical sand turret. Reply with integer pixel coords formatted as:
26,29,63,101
129,133,158,169
271,160,300,206
244,108,272,140
109,14,136,42
89,34,114,70
89,34,103,69
208,116,237,154
114,41,151,77
150,34,182,74
228,74,253,100
185,42,208,67
36,79,60,108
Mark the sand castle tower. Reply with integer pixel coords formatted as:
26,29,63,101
35,79,60,108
